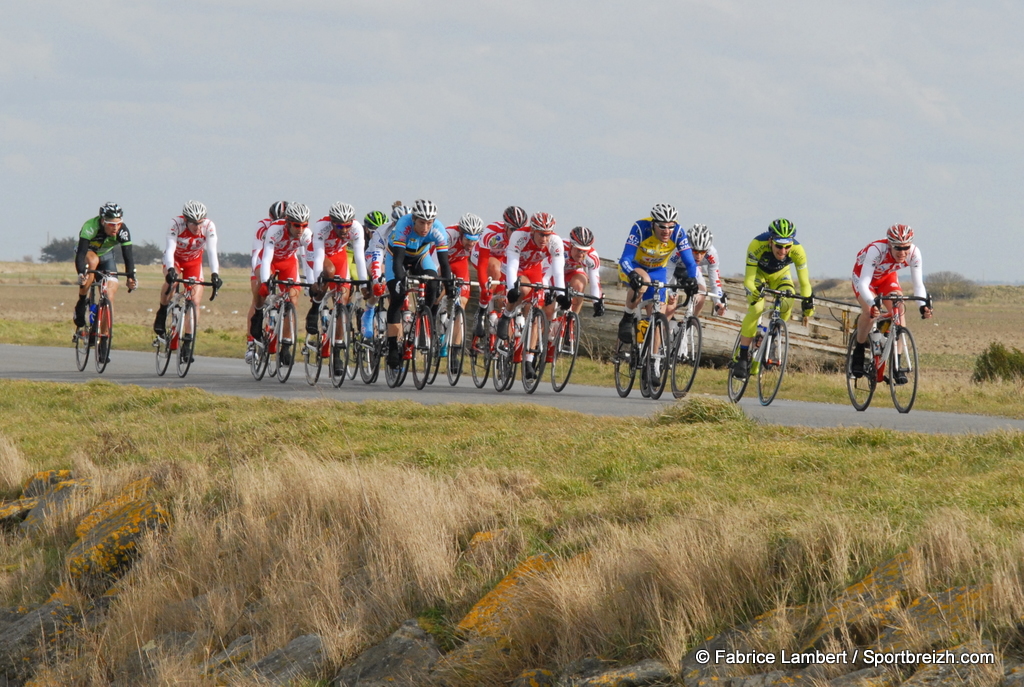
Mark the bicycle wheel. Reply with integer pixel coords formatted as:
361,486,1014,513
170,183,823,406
845,333,876,411
411,309,434,390
550,311,580,393
344,305,359,381
276,301,297,383
757,319,789,406
520,306,549,394
670,316,702,399
644,313,671,400
175,301,197,378
329,305,350,388
154,309,172,377
613,339,637,398
305,307,325,386
95,300,113,374
470,332,492,388
75,321,92,372
889,326,919,414
426,309,444,386
493,343,514,392
446,305,467,386
726,332,749,403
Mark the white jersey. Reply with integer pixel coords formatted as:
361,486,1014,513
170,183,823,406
852,239,926,301
669,244,724,303
163,216,219,274
307,217,367,282
251,218,274,273
259,220,313,283
365,224,393,280
504,230,566,290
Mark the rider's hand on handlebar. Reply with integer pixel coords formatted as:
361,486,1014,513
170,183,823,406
211,272,223,292
627,270,643,292
127,277,138,293
259,281,270,298
165,268,177,285
920,305,933,319
555,293,572,310
593,297,605,317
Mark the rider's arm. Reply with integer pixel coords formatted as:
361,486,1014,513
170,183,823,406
350,221,368,282
505,238,522,291
617,223,642,274
437,250,453,280
310,233,326,282
743,238,761,298
674,231,698,279
163,220,178,270
205,220,220,275
587,251,603,299
259,233,276,284
118,226,136,278
548,236,566,290
854,243,882,302
792,245,812,298
908,246,927,299
706,246,725,302
75,237,91,276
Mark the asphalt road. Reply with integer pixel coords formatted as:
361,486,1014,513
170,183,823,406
2,343,1022,435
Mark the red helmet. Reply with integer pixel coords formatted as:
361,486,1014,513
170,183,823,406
886,224,914,245
530,212,557,234
503,205,528,230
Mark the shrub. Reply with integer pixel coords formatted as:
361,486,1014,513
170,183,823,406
925,271,979,300
973,342,1024,383
39,236,78,262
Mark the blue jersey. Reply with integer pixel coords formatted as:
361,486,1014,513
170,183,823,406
387,215,448,259
618,218,697,278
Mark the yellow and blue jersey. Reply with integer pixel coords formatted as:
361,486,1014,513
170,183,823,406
618,218,697,277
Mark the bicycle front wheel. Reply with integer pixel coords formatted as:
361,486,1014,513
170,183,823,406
671,316,702,399
644,313,671,400
426,309,444,386
154,314,171,377
176,301,197,378
470,331,492,388
276,301,297,383
305,308,325,386
889,326,919,414
613,339,637,398
344,305,359,381
329,305,350,388
845,333,876,411
757,319,789,406
95,300,113,374
446,305,467,386
410,309,433,390
550,311,580,393
75,322,92,372
521,306,548,394
726,332,749,403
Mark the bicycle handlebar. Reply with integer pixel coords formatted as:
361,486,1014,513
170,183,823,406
170,277,219,302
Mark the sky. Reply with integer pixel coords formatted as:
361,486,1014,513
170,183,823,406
3,0,1023,282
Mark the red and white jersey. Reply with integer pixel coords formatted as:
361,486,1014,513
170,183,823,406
478,221,512,260
307,217,367,282
444,226,476,263
852,239,926,300
164,216,219,273
670,244,724,302
259,220,312,283
505,230,565,290
251,218,274,273
565,245,603,299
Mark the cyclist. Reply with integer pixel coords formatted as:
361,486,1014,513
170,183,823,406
733,218,814,380
475,205,529,335
252,202,312,367
359,210,390,339
384,199,454,371
849,224,933,381
616,203,698,344
497,212,572,380
676,223,726,318
444,213,485,307
246,200,288,364
304,202,367,337
564,226,605,317
154,201,222,343
73,202,137,329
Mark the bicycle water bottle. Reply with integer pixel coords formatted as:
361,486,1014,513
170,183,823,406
637,319,650,343
403,310,413,329
89,303,97,325
755,324,766,348
488,312,499,330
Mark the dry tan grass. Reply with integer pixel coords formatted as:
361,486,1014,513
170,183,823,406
0,432,32,496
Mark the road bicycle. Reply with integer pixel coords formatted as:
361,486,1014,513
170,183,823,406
726,287,803,405
613,279,672,400
73,269,133,374
385,276,436,390
155,276,219,378
468,305,497,389
669,290,704,399
250,276,300,383
354,293,388,384
544,285,599,393
428,277,472,387
846,294,930,414
493,282,549,394
302,277,368,387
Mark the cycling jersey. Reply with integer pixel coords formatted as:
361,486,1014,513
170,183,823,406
565,245,603,299
444,226,476,264
618,218,697,278
743,232,812,299
670,245,724,302
365,224,391,281
259,220,312,283
251,217,274,273
505,230,566,290
385,215,449,281
852,240,926,301
76,217,135,277
164,216,219,274
307,217,367,282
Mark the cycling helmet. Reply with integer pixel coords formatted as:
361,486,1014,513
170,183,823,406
530,212,557,234
650,203,677,224
687,224,713,252
99,202,123,220
886,224,914,245
391,205,411,221
329,202,356,224
503,205,528,230
269,200,288,220
182,200,207,222
458,213,484,238
411,199,437,221
364,210,387,229
569,226,594,248
768,218,796,244
284,202,310,224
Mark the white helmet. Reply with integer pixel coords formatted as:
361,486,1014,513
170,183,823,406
182,200,207,222
412,199,438,221
284,202,310,224
329,202,356,223
687,224,713,251
458,213,484,238
650,203,677,224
